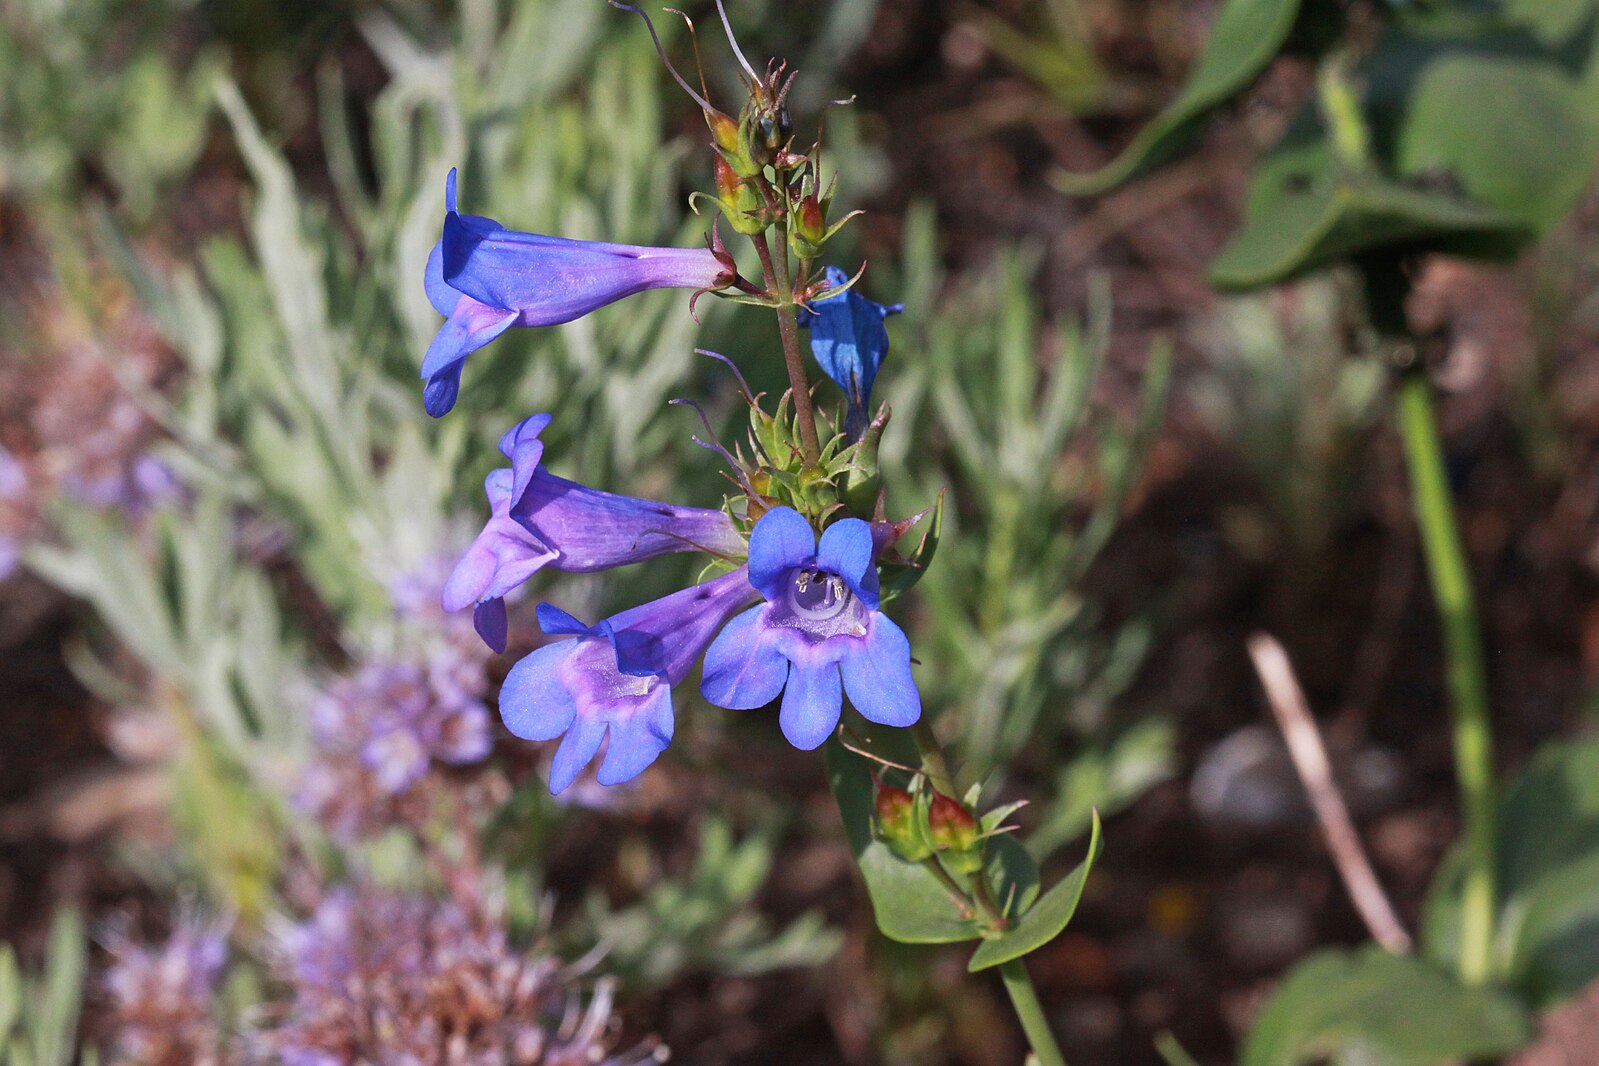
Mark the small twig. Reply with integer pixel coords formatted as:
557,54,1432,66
1247,632,1414,954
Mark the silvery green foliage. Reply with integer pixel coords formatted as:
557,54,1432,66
0,0,215,222
573,816,840,987
0,911,93,1066
879,207,1172,857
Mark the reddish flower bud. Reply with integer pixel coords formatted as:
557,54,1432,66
705,108,741,154
796,195,825,245
928,793,980,853
873,780,931,862
714,155,744,202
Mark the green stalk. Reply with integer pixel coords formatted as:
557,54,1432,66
1001,958,1067,1066
1395,370,1496,985
751,225,823,464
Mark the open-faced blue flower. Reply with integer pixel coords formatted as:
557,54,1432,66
700,506,920,750
498,568,757,794
444,414,745,652
798,266,904,440
422,169,736,416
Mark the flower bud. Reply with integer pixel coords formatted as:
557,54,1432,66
874,781,931,862
928,792,985,873
705,109,741,154
789,194,827,259
714,156,767,236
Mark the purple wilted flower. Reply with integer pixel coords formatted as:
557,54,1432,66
422,168,737,416
444,414,746,652
798,265,903,440
255,885,662,1066
701,506,920,750
102,914,230,1066
500,568,757,794
297,647,492,841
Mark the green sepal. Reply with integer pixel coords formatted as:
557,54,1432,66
968,810,1102,970
879,489,945,604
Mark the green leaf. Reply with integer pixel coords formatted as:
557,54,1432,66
1424,735,1599,1007
824,727,1038,943
968,809,1102,971
1240,947,1531,1066
1368,28,1599,232
1054,0,1303,194
1210,108,1529,290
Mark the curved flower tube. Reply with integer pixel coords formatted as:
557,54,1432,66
700,506,921,750
499,568,758,793
444,414,745,652
422,168,737,415
798,265,903,440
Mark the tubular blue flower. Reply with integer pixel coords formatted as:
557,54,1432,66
498,569,757,794
700,507,920,750
422,168,736,416
798,266,904,440
444,414,746,652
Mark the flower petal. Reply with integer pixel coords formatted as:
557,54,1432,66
535,602,593,637
701,606,789,709
498,641,578,742
748,506,814,601
595,689,673,786
441,511,556,614
424,242,461,317
420,298,518,417
547,711,608,795
841,614,921,728
473,598,508,654
779,660,843,750
816,518,878,606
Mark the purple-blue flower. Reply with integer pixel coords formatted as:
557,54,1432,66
798,266,903,440
700,506,920,750
444,414,746,652
499,568,757,794
422,168,736,416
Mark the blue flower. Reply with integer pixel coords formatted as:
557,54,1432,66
700,507,920,750
444,414,745,652
798,266,903,440
499,569,757,794
422,169,736,416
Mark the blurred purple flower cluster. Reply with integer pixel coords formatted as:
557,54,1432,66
102,914,230,1066
255,885,662,1066
296,644,494,841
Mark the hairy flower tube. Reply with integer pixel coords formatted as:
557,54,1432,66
444,413,746,652
798,265,903,440
499,568,757,794
422,168,736,415
701,507,921,750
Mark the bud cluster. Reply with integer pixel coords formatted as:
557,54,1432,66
871,775,1000,878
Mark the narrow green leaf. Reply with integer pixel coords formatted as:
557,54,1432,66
1054,0,1304,194
969,809,1102,972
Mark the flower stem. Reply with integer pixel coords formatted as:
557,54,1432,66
1395,369,1497,985
751,230,823,463
1001,958,1067,1066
